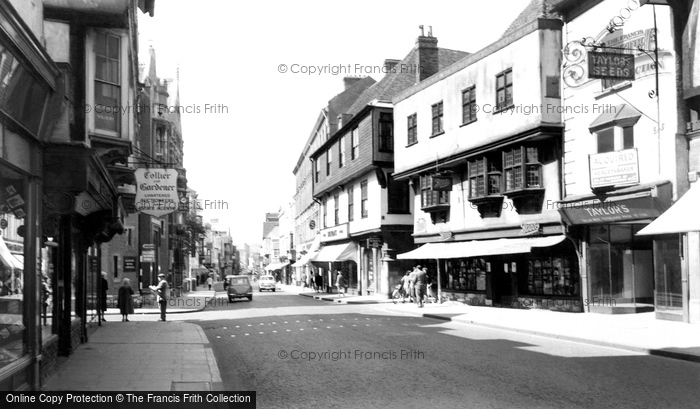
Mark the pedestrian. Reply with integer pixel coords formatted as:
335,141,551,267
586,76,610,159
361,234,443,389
117,278,135,322
99,272,108,322
315,272,323,293
206,275,213,291
408,266,420,303
301,273,307,289
414,266,427,308
41,274,52,325
335,270,346,297
150,273,169,321
400,271,411,300
306,273,313,291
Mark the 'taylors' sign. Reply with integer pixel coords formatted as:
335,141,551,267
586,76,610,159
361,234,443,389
588,51,635,80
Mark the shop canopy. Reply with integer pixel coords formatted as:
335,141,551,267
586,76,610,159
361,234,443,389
637,182,700,235
0,236,23,269
292,250,318,267
264,261,290,271
312,241,357,263
397,235,567,260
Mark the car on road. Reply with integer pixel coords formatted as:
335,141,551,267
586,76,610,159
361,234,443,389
226,275,253,302
258,275,276,292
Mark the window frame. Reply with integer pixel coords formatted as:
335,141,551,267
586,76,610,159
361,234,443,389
326,148,332,176
431,101,444,136
420,175,450,210
461,86,477,125
334,193,340,225
94,30,122,135
347,186,354,222
387,173,410,214
351,127,359,160
378,112,394,152
407,113,418,146
495,68,514,112
360,180,368,219
339,135,346,168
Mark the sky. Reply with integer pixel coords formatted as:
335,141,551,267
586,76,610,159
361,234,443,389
137,0,532,245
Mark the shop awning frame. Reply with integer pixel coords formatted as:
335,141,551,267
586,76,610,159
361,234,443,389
312,241,357,263
397,235,567,260
264,261,290,271
637,182,700,235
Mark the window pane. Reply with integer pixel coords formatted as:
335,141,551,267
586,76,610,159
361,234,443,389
94,82,120,132
505,70,512,85
623,127,634,149
526,165,540,187
597,128,615,153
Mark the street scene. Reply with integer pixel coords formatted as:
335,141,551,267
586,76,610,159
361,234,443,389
2,0,700,408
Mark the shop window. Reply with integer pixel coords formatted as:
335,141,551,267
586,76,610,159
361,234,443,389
94,31,121,134
462,86,477,125
526,257,579,296
407,113,417,145
378,113,393,152
654,234,682,310
495,68,513,112
444,258,487,291
431,101,444,136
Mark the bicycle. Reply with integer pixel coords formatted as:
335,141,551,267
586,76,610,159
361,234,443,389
392,285,408,304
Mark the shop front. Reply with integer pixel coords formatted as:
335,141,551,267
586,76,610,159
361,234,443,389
311,238,357,295
558,181,675,315
398,233,582,311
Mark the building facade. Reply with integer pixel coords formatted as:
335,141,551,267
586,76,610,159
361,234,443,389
0,0,155,390
393,6,572,309
312,34,468,296
554,0,693,320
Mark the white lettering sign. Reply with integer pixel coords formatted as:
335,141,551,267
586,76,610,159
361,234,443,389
134,168,179,217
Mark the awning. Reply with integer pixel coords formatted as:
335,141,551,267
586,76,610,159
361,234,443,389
637,183,700,235
588,104,641,133
0,236,23,269
312,241,357,263
264,261,290,271
292,250,318,267
397,235,567,260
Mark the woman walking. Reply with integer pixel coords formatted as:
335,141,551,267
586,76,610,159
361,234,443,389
118,278,135,322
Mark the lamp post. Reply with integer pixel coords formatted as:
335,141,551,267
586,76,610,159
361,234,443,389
380,248,394,298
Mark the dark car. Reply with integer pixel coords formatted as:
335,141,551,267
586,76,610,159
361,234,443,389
226,275,253,302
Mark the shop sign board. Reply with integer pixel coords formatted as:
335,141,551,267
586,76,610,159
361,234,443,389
123,256,136,272
367,237,382,248
134,168,179,217
589,148,639,189
320,223,349,243
588,51,635,80
557,196,661,225
141,250,155,263
430,176,453,191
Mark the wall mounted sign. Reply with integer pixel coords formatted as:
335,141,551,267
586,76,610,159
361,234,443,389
123,256,136,272
320,223,349,243
588,52,635,80
134,168,179,217
589,148,639,189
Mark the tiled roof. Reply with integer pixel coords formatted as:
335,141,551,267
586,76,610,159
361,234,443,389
345,46,469,116
501,0,562,38
329,76,376,119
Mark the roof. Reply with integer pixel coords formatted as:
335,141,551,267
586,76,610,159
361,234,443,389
588,104,642,133
501,0,563,38
345,47,470,116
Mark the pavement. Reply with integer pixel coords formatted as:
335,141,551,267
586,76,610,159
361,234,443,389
287,284,700,363
42,281,700,392
42,285,222,391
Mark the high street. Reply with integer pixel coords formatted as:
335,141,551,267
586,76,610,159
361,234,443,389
189,286,700,409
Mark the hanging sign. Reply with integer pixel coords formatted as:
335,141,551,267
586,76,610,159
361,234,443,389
588,52,635,80
134,168,179,217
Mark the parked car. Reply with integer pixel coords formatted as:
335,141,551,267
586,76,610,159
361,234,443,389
258,275,276,292
226,275,253,302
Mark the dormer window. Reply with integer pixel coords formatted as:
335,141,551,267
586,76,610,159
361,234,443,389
588,104,640,153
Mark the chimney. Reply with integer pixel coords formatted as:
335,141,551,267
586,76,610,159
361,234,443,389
415,25,438,83
343,77,363,90
383,59,400,73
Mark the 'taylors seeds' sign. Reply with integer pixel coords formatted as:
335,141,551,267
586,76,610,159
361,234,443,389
588,51,635,80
